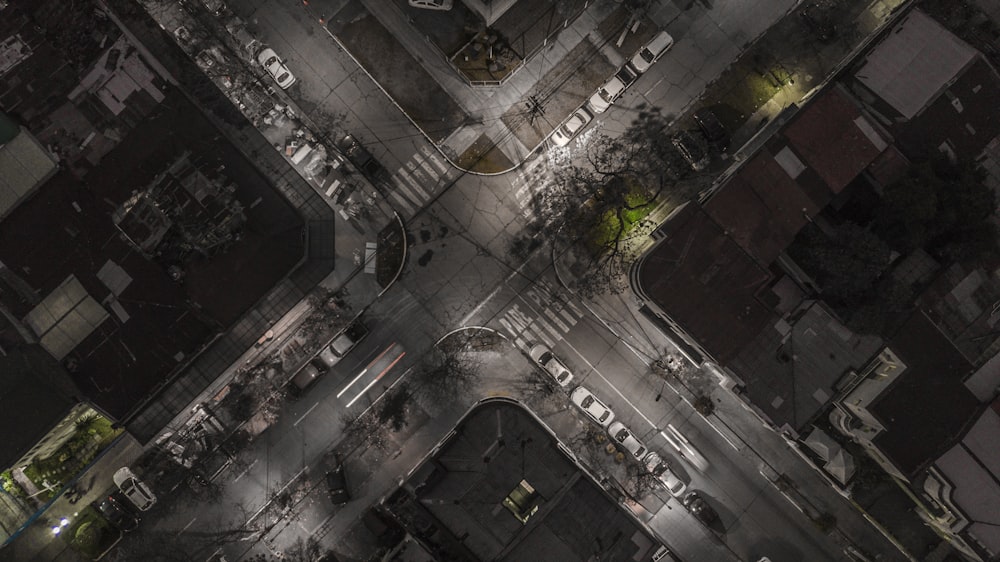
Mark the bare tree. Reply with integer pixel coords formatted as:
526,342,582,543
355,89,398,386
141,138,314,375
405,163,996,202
529,106,687,298
410,345,483,406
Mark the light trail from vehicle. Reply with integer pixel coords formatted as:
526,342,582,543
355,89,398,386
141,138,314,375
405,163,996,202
337,343,396,399
346,350,406,408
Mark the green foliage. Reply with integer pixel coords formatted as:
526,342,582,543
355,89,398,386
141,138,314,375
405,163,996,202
1,470,26,498
874,158,997,262
790,222,891,306
67,506,118,559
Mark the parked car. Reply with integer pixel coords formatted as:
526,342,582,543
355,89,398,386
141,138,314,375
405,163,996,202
528,344,573,387
693,108,730,152
672,130,709,171
330,321,369,358
225,17,261,58
608,421,647,460
257,48,296,89
589,73,630,114
200,0,226,16
113,467,156,511
570,386,615,427
551,106,594,147
95,494,139,532
682,491,719,527
644,452,687,497
291,362,323,391
652,545,680,561
627,30,675,74
339,134,392,186
315,345,339,368
326,456,350,505
408,0,453,9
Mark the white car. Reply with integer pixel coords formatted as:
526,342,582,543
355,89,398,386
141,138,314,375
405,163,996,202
551,106,594,147
570,386,614,427
408,0,453,9
644,452,687,497
113,467,156,511
257,48,296,89
608,421,647,460
627,30,675,74
588,74,629,114
529,344,573,387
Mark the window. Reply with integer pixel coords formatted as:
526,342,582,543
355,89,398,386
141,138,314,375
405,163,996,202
503,479,541,524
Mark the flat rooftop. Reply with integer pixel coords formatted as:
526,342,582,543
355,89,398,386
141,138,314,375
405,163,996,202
0,91,304,420
384,399,664,561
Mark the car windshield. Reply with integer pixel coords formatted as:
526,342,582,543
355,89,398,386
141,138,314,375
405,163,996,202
641,48,655,62
265,56,277,66
277,72,290,83
539,352,552,364
581,395,594,408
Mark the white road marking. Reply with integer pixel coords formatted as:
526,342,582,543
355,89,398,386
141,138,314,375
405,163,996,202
644,76,665,97
233,459,259,483
543,307,570,333
560,338,665,440
179,517,197,534
393,170,426,204
388,191,417,215
310,513,334,536
412,152,439,180
293,401,320,426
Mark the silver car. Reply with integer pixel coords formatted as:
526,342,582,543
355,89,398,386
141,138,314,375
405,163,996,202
113,467,156,511
529,344,573,387
644,452,687,497
570,386,614,427
551,106,594,147
257,48,296,89
627,30,674,74
608,421,647,460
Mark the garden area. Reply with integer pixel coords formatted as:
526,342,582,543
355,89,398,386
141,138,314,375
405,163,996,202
3,413,121,502
62,505,121,560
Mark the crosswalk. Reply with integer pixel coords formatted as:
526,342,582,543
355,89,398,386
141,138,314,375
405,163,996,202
386,145,460,215
497,277,586,350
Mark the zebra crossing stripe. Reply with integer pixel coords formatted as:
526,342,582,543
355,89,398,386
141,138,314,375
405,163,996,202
557,306,578,326
393,170,428,204
421,146,450,174
524,324,554,348
544,308,570,333
398,168,432,202
388,190,416,215
532,316,562,342
411,153,439,181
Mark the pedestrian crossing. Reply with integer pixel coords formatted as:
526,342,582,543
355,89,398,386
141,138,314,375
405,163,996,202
497,277,586,350
509,159,557,223
386,145,460,215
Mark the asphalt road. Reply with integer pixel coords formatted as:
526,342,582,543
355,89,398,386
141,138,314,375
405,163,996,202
109,0,912,561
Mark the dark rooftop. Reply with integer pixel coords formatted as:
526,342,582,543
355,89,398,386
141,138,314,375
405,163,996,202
385,399,663,562
634,203,775,364
0,91,304,420
891,56,1000,161
730,302,883,433
704,150,818,265
872,311,980,477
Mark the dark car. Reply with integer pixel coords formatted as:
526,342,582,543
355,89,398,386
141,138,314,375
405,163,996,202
95,494,139,532
326,458,350,505
682,491,719,527
671,130,710,171
693,108,730,152
339,134,391,186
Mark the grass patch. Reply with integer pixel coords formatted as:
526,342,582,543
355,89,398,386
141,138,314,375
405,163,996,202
589,188,656,249
65,506,120,560
456,133,514,173
23,412,122,494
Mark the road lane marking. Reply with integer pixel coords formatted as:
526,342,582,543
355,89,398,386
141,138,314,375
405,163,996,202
644,76,665,96
179,517,197,534
233,459,259,483
337,343,396,399
346,350,406,408
560,339,663,437
293,401,320,426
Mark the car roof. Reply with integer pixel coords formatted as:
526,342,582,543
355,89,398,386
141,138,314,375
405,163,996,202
647,30,674,53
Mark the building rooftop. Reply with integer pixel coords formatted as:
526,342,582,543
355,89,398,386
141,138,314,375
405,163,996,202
384,399,665,562
891,56,1000,160
933,397,1000,554
871,311,980,477
855,10,976,120
0,91,305,420
730,302,883,433
635,203,775,364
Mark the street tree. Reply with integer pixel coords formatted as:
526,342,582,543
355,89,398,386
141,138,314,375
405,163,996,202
410,343,483,406
528,106,686,298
